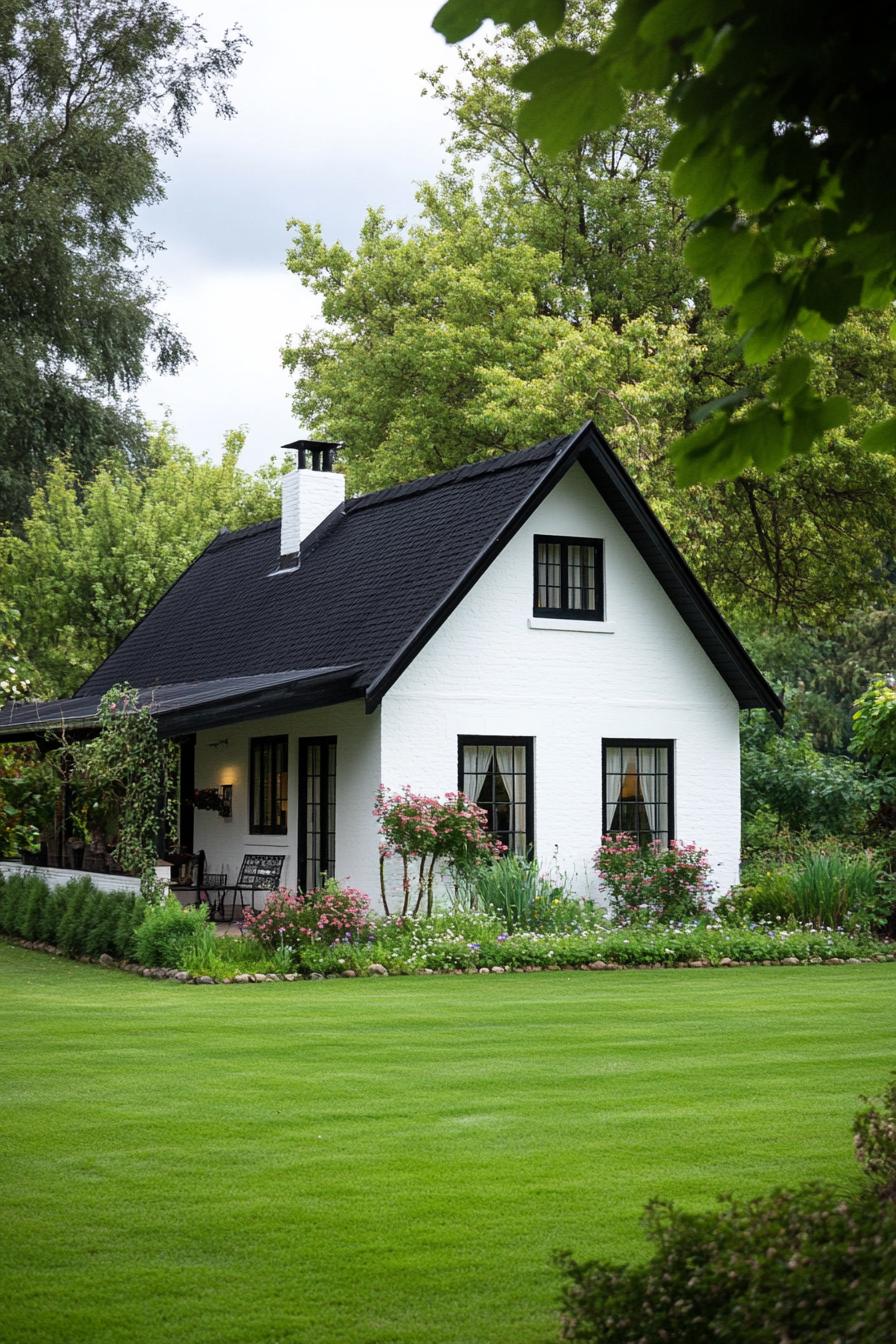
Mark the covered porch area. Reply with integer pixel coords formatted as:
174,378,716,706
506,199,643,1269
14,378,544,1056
0,665,379,912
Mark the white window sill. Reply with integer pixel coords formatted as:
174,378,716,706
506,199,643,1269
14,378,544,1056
527,617,615,634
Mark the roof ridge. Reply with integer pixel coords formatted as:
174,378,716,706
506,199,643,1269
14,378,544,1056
343,435,572,515
207,517,279,549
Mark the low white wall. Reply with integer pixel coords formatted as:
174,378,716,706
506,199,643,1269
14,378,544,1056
0,861,142,896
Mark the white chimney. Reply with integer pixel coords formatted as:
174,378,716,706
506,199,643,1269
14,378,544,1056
279,440,345,566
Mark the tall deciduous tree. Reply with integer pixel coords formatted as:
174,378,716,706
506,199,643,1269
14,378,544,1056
432,0,896,481
283,177,896,626
0,0,247,524
1,423,284,697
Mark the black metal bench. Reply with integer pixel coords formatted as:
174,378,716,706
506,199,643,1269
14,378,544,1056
224,853,285,919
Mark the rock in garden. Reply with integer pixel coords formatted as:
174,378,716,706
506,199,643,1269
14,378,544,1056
782,957,800,965
490,966,505,973
174,971,190,982
368,963,388,976
285,973,298,981
478,967,490,974
98,953,116,967
310,972,325,981
341,969,357,977
719,958,733,967
234,974,251,983
828,957,844,964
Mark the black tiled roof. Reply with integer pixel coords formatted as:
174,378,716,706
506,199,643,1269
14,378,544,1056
12,422,779,730
77,433,577,702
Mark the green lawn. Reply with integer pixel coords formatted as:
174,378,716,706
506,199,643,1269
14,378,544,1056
1,946,894,1344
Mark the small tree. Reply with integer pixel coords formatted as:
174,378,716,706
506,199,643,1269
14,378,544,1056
374,786,503,916
69,683,178,896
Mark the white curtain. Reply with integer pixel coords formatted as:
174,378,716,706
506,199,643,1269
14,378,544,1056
495,745,527,853
638,747,657,837
605,746,622,830
463,745,493,804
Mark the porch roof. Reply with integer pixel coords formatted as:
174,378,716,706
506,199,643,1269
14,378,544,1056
0,666,362,743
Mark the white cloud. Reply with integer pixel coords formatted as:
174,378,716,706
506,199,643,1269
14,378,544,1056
137,0,461,467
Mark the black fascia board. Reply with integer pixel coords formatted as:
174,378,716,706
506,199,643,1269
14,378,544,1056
578,425,783,722
154,667,364,737
0,668,365,745
364,420,782,723
363,423,592,711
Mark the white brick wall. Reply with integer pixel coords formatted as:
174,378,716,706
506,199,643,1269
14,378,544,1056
280,468,345,558
192,697,380,895
193,462,743,909
379,463,742,901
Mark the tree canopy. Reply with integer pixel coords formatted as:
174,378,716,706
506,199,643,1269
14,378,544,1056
432,0,896,483
283,158,896,625
1,423,284,697
0,0,247,523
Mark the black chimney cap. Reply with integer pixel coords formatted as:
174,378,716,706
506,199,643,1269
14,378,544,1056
282,439,343,471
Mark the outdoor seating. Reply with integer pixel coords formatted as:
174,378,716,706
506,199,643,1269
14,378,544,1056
223,853,284,920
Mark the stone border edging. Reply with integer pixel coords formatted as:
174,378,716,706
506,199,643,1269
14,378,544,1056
5,936,895,982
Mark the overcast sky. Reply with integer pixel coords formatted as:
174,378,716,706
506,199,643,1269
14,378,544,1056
137,0,462,469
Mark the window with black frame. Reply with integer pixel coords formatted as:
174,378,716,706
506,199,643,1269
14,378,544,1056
603,741,673,848
534,535,604,619
249,735,288,834
299,737,336,891
458,737,533,856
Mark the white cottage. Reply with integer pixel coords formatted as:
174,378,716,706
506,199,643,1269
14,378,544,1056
0,423,781,906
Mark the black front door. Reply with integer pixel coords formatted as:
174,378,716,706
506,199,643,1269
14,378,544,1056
298,737,336,891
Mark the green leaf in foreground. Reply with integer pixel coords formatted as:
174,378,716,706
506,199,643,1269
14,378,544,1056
432,0,565,43
860,418,896,455
513,48,623,152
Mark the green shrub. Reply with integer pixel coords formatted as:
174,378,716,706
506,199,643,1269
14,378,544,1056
36,884,66,944
557,1080,896,1343
461,855,583,931
735,846,892,931
790,848,891,929
0,872,45,935
134,898,216,969
111,893,147,961
56,878,102,956
84,891,121,959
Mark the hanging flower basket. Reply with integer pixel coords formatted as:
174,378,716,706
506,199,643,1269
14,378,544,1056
191,787,231,817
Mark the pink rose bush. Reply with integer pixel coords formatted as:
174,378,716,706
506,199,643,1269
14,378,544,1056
374,785,504,916
242,880,371,948
595,834,716,924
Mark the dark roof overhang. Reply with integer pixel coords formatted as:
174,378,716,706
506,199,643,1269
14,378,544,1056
0,666,363,744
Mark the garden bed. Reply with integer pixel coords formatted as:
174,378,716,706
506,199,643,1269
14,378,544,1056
5,931,894,984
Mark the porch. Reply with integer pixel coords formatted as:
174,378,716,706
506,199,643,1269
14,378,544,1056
0,668,381,906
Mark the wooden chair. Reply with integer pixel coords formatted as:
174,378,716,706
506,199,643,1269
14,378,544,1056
224,853,285,919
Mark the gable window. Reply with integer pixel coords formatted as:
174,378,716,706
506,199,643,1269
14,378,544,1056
249,735,288,835
534,535,604,619
458,736,533,856
603,741,673,848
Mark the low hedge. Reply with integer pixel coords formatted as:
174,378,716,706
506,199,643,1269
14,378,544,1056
0,871,147,961
556,1080,896,1343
